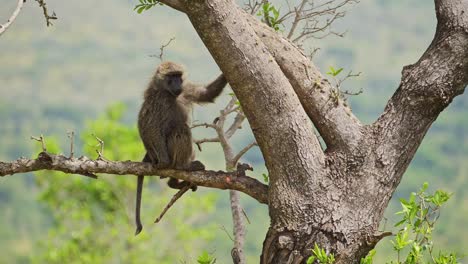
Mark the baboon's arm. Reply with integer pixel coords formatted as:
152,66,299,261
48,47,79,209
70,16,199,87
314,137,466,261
183,74,227,103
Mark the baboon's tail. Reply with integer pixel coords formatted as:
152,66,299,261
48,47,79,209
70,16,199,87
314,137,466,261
135,175,144,235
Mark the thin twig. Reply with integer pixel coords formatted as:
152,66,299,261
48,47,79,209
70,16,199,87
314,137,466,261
270,0,359,46
220,225,235,242
309,47,321,60
191,122,217,129
31,135,47,152
154,184,193,223
287,0,308,39
194,137,220,152
0,0,25,36
241,208,251,225
67,131,75,158
92,134,105,159
336,70,361,89
35,0,57,27
158,37,175,61
244,0,262,15
233,142,258,165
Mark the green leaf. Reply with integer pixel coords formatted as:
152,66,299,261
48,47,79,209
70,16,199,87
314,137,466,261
197,250,215,264
394,219,406,227
360,249,376,264
429,190,452,206
262,2,269,13
421,182,429,192
334,68,343,76
262,173,269,183
272,8,279,18
137,6,146,13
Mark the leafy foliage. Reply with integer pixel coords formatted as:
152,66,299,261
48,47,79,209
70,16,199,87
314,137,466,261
262,173,269,183
385,183,460,264
307,243,336,264
134,0,162,14
360,249,376,264
359,183,463,264
326,66,344,77
257,2,282,32
196,250,217,264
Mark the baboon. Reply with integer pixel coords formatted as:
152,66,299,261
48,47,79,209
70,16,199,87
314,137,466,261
135,61,227,235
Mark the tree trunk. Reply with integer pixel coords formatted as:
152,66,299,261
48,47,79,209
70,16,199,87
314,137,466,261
178,0,468,262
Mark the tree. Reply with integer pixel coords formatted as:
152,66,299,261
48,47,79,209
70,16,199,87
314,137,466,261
1,0,467,263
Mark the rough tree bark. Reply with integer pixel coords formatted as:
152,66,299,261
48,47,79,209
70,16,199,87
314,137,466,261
160,0,467,262
1,0,466,263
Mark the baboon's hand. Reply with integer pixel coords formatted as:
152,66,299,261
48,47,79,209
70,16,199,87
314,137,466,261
188,160,205,171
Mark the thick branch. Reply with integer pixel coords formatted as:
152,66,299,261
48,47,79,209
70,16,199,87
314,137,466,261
244,12,363,150
0,0,25,36
0,152,268,204
372,0,468,185
157,0,186,12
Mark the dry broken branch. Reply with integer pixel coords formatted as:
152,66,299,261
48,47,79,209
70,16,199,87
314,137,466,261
35,0,57,27
154,184,193,223
67,130,75,158
233,142,258,165
31,134,47,152
150,37,176,60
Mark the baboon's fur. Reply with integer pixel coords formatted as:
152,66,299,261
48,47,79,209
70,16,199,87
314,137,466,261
135,61,227,235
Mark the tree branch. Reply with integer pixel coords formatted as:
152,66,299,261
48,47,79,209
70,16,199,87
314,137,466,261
286,0,307,39
229,190,246,264
0,152,268,204
192,94,249,263
233,141,258,165
154,184,193,223
0,0,25,36
157,0,186,13
35,0,57,27
225,111,246,139
244,12,363,150
372,0,468,184
194,137,220,151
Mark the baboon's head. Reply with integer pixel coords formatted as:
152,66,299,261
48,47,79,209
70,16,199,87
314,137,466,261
155,61,185,97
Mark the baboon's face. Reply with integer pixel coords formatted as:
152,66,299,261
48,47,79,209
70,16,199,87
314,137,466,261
164,72,183,96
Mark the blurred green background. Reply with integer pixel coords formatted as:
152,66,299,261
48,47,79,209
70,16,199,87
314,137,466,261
0,0,466,263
